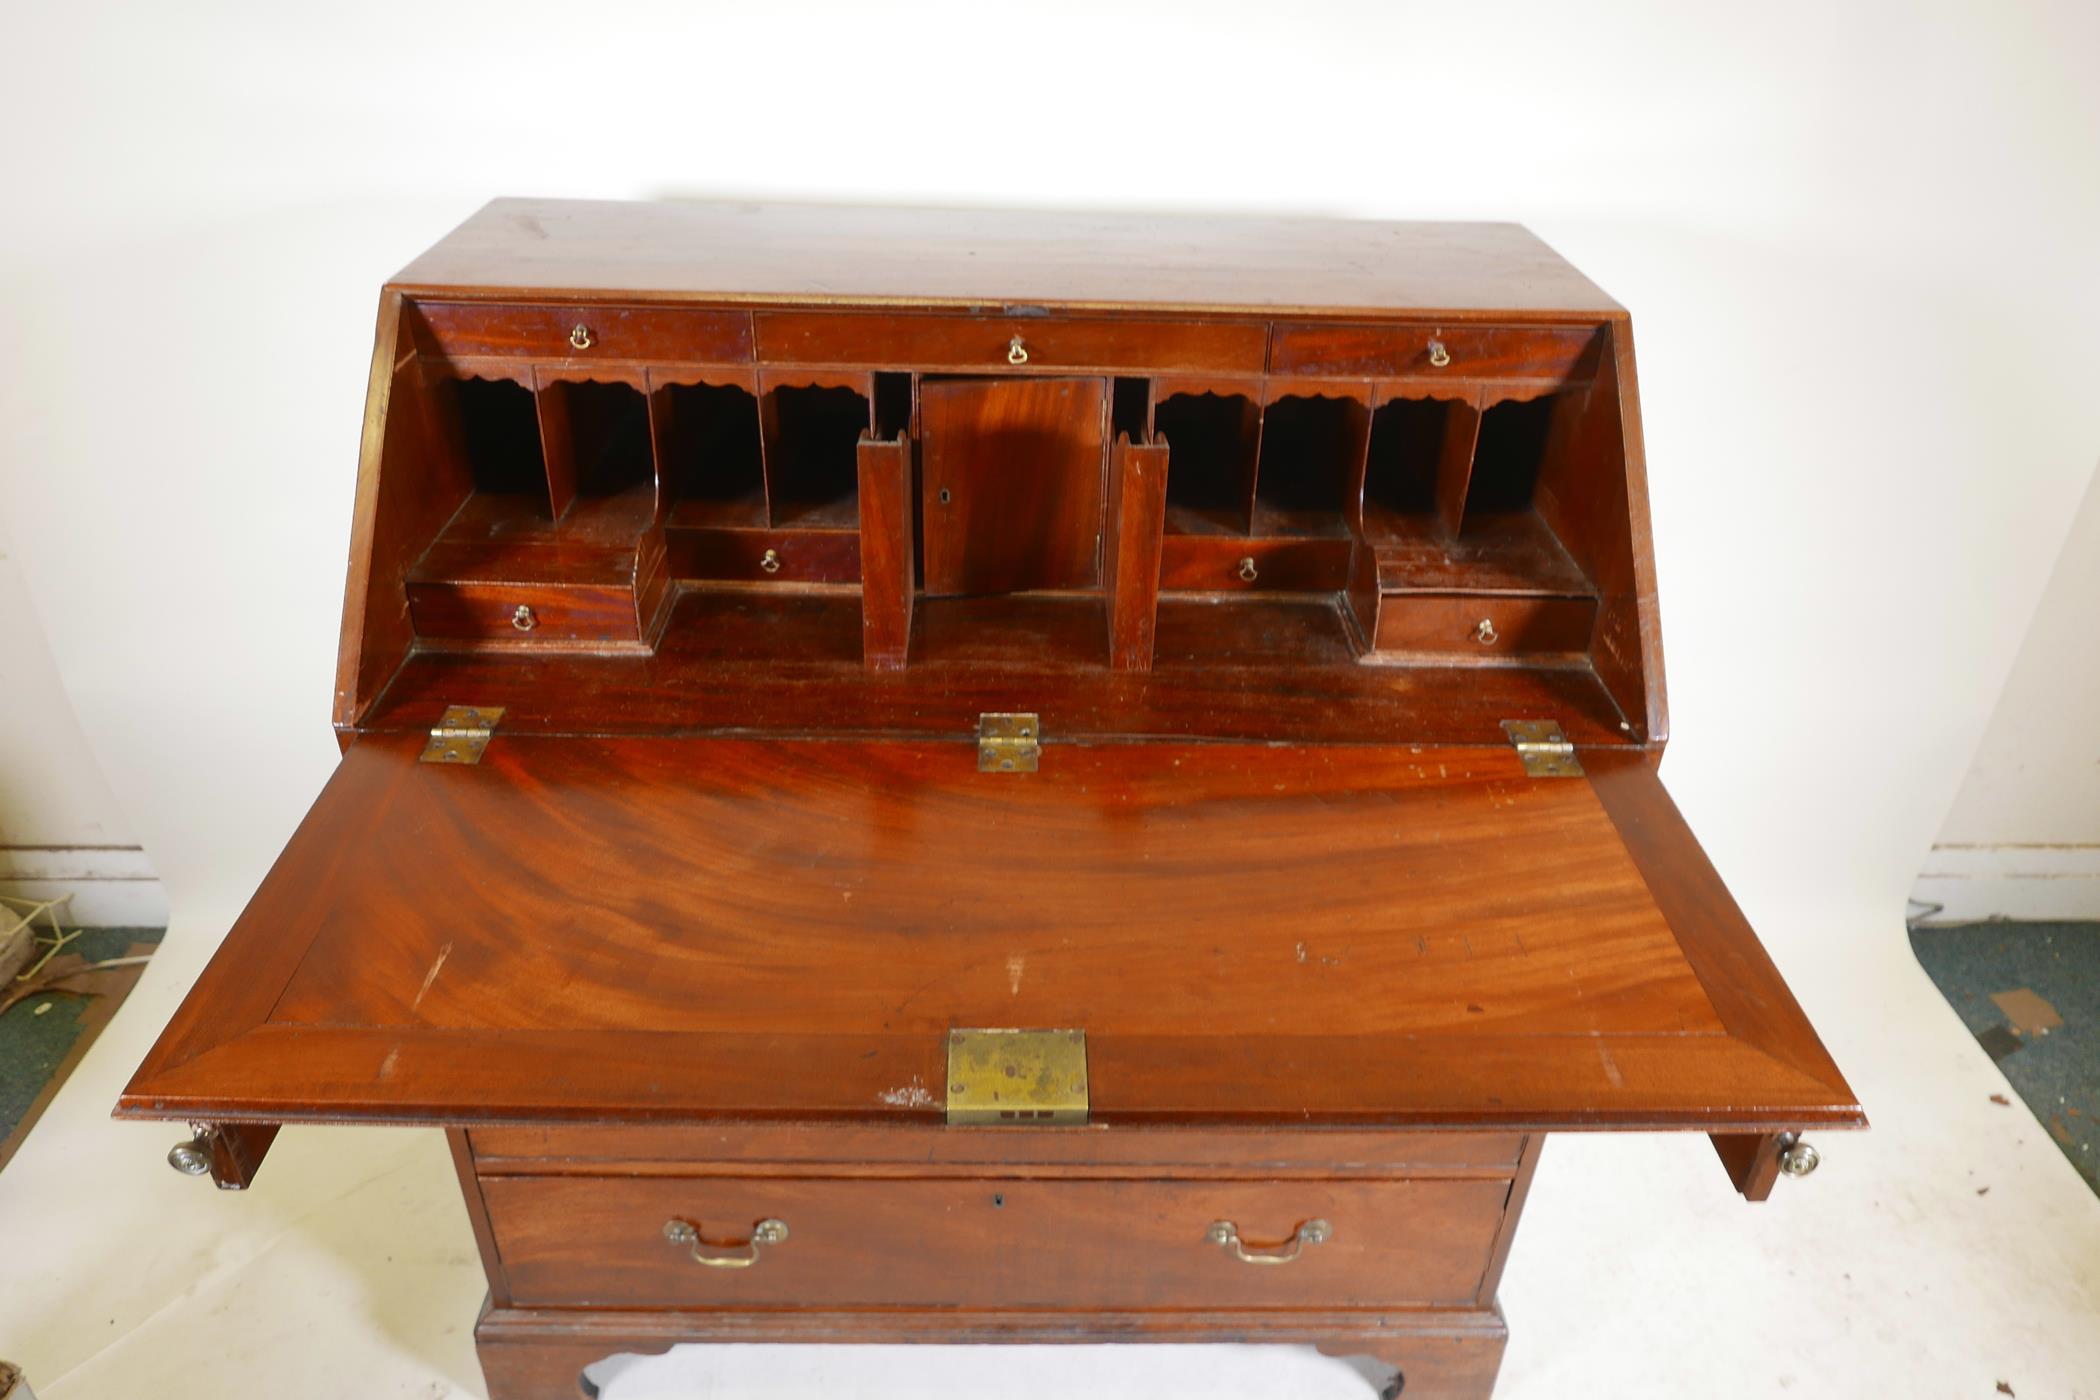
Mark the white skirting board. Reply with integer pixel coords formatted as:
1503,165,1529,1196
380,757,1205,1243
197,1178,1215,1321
0,845,167,927
1911,843,2100,924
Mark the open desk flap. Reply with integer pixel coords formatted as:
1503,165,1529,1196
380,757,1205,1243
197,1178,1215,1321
119,734,1860,1135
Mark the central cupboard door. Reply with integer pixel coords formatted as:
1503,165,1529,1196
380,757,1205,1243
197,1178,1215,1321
920,376,1107,595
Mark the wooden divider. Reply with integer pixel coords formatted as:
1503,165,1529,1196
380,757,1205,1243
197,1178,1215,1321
856,433,914,670
1105,433,1171,670
1431,393,1485,536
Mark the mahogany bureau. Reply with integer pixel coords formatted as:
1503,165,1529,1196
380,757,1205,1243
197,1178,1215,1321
120,199,1862,1399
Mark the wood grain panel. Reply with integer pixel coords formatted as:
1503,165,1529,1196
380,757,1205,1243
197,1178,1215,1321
1105,434,1169,669
1434,394,1485,535
1586,750,1854,1101
661,525,860,583
1711,1131,1785,1202
481,1173,1509,1309
407,579,640,643
362,594,1641,746
262,737,1721,1040
1363,511,1593,596
121,732,1859,1128
758,312,1265,374
334,303,472,728
1533,320,1665,741
122,1021,1860,1128
1272,323,1601,381
407,301,751,363
1158,535,1352,593
466,1123,1526,1174
1370,594,1598,660
857,433,914,669
921,376,1107,595
448,1129,511,1307
409,490,652,589
395,200,1621,316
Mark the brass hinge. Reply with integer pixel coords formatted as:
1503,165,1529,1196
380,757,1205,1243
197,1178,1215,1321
1502,718,1583,778
420,705,505,765
977,712,1040,773
946,1029,1088,1125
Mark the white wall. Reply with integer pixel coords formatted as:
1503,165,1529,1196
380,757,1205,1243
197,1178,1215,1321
0,521,165,924
4,4,2100,1398
0,530,134,848
0,0,2092,928
1916,463,2100,921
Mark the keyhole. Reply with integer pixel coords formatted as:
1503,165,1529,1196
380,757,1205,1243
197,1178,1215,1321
993,1193,1005,1208
938,488,952,505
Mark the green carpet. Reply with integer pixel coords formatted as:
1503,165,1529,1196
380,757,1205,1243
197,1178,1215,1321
1911,920,2100,1196
1,925,166,1151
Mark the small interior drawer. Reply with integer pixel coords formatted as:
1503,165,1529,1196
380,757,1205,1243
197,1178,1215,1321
409,301,752,363
662,527,861,584
1271,322,1599,380
1371,592,1597,658
1157,536,1353,593
480,1173,1510,1310
407,579,639,642
755,312,1267,374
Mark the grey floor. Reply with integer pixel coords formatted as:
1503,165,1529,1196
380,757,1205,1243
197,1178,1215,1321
0,925,164,1167
1911,919,2099,1195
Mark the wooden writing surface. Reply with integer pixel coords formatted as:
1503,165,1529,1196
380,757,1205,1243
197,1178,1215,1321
122,734,1854,1130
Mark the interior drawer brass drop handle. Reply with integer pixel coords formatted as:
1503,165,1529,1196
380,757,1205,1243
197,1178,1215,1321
663,1217,789,1269
569,323,594,350
1206,1217,1330,1265
1008,335,1029,365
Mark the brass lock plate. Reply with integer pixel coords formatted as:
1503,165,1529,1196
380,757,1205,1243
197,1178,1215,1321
946,1028,1088,1125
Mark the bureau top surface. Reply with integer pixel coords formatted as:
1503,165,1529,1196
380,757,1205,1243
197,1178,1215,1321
389,198,1623,317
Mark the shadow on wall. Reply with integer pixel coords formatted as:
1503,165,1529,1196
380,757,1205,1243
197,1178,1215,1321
1913,459,2100,926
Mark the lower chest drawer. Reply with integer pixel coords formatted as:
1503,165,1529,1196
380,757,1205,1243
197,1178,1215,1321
480,1174,1510,1310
